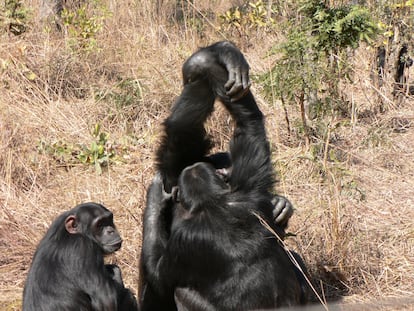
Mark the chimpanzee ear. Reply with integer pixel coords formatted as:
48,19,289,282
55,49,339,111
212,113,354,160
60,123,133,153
65,215,79,234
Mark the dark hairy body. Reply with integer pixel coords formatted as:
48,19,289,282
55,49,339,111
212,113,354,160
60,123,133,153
23,202,138,311
139,41,308,311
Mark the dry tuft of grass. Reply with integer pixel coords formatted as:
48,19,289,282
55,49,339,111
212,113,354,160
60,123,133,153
1,1,413,310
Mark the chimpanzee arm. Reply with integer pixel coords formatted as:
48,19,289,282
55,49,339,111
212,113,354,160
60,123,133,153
83,276,119,311
140,173,171,283
106,264,139,310
86,276,138,311
139,173,176,309
157,79,215,192
223,91,275,194
223,93,295,236
157,41,250,192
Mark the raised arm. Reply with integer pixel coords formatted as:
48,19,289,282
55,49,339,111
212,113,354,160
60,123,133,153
157,41,250,192
139,173,175,309
223,91,275,194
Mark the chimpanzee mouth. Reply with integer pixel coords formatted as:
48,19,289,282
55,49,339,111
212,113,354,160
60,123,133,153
105,239,123,252
108,239,122,246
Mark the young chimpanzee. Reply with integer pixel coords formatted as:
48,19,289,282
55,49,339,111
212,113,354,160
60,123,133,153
23,202,138,311
139,41,308,310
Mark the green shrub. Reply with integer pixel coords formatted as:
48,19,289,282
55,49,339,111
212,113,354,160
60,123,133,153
38,124,118,174
219,0,275,36
260,0,379,145
61,0,110,52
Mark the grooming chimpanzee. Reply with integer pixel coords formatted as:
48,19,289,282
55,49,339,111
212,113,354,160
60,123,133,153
139,41,308,310
23,202,138,311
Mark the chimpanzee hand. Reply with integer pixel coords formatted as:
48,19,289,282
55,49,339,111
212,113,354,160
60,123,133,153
106,264,140,310
181,41,250,103
271,195,294,227
147,172,173,214
106,264,124,285
214,41,251,100
157,173,173,203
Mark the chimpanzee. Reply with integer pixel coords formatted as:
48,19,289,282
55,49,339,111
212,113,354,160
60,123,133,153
395,44,413,94
139,41,308,310
23,202,138,311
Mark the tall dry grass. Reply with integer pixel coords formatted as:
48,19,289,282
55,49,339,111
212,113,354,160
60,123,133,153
1,0,413,310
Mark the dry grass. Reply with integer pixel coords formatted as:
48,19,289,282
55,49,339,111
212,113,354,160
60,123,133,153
1,1,413,310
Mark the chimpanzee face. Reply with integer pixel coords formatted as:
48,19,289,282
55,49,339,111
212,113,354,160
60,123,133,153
65,203,122,254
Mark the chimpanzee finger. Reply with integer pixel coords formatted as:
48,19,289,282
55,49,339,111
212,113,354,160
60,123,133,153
242,69,250,89
271,196,294,225
275,205,293,226
226,68,250,100
224,70,236,92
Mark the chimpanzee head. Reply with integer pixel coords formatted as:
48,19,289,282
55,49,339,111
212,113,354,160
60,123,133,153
64,203,122,254
175,162,230,212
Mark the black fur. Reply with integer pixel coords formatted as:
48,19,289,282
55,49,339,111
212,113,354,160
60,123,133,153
23,202,138,311
139,41,308,310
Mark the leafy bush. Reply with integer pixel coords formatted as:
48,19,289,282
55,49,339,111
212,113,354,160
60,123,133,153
38,124,118,174
260,0,379,144
301,0,378,51
220,0,275,36
61,0,110,52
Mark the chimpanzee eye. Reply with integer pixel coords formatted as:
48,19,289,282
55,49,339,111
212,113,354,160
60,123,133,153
94,216,113,231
